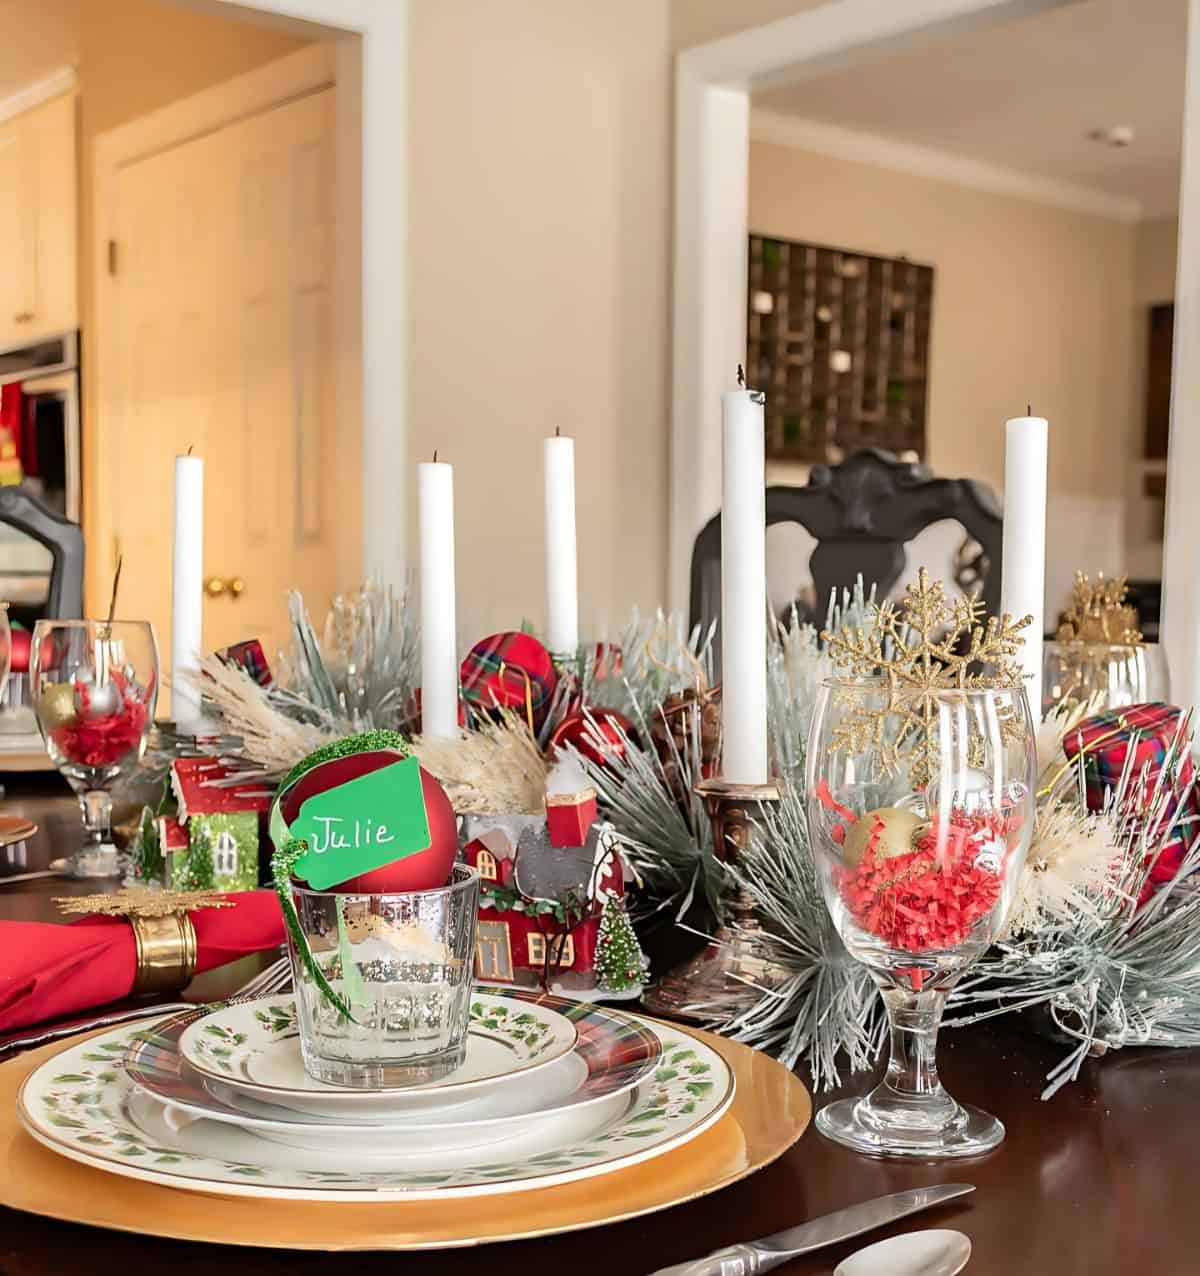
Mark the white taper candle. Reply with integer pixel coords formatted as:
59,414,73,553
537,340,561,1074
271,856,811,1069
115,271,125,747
543,432,579,657
171,454,204,725
1001,412,1048,721
419,456,459,737
720,376,769,784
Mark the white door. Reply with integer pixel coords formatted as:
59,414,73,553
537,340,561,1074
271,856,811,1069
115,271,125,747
102,86,347,701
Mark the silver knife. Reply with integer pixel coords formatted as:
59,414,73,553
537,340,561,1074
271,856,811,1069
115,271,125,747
649,1183,975,1276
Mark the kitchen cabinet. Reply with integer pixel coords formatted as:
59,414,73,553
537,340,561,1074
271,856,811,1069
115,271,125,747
0,93,77,351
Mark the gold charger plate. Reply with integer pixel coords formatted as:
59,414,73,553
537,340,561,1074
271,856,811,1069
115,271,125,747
0,1021,810,1250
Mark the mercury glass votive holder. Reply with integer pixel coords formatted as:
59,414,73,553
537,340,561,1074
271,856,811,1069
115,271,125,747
287,865,480,1088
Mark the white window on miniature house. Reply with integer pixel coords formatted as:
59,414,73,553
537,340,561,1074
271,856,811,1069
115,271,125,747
476,920,514,981
476,849,498,881
526,932,575,968
213,830,239,877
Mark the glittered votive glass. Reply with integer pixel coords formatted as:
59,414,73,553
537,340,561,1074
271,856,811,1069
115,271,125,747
1042,640,1169,717
287,865,480,1088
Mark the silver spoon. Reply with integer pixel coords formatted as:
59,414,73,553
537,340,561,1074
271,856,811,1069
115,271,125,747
835,1229,972,1276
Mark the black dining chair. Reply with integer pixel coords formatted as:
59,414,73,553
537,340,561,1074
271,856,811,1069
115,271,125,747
689,448,1003,638
0,486,84,627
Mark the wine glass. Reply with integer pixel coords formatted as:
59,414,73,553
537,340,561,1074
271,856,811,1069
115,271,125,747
30,619,159,878
806,678,1036,1158
1042,640,1169,718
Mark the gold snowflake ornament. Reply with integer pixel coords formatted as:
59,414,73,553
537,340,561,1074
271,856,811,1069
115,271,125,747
56,888,234,919
821,567,1032,787
1056,572,1142,646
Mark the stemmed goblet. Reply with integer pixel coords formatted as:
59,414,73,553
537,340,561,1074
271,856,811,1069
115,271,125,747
30,619,159,878
806,679,1036,1158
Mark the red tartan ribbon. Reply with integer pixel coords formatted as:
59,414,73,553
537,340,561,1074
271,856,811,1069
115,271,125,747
218,639,273,688
1062,701,1199,900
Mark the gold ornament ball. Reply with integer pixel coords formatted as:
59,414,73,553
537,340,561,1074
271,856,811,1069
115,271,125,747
843,806,923,866
39,682,79,729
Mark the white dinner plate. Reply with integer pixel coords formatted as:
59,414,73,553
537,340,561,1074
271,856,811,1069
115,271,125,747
20,1013,735,1200
123,993,663,1153
177,991,579,1117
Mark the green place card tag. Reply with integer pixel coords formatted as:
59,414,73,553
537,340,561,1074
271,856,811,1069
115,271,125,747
291,757,431,890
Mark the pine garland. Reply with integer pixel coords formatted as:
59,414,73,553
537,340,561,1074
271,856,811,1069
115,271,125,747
725,787,886,1089
945,724,1200,1098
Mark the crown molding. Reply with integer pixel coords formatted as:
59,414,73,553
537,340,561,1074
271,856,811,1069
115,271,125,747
0,66,77,126
750,106,1143,224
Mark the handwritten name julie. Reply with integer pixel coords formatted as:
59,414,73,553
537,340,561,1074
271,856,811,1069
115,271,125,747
306,816,396,854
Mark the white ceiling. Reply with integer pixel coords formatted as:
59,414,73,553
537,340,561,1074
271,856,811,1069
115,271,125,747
754,0,1187,220
0,0,77,102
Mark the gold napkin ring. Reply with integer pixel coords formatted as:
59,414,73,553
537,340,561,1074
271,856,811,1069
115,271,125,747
130,911,198,994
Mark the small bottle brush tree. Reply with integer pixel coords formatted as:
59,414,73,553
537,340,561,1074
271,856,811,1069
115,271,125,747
594,895,648,992
186,824,216,891
131,806,163,881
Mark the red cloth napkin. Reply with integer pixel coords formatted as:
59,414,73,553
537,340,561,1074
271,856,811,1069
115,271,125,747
0,890,285,1033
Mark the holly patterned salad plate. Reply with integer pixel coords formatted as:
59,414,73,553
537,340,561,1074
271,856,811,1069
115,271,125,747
177,991,581,1118
18,1013,735,1200
123,993,664,1153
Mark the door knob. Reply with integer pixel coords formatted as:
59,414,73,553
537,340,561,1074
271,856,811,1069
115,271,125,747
204,576,245,599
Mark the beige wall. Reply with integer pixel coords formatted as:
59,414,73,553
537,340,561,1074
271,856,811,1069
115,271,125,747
670,0,821,49
749,138,1140,617
408,0,672,638
0,0,77,97
77,0,308,606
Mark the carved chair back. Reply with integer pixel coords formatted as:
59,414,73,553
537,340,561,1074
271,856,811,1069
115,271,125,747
0,486,84,627
689,448,1003,638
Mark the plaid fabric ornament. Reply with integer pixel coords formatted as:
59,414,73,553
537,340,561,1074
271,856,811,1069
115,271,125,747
460,631,558,731
218,638,273,688
1062,701,1199,899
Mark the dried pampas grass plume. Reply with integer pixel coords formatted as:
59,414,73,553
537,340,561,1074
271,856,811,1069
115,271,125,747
411,714,548,815
1006,801,1122,937
190,654,336,778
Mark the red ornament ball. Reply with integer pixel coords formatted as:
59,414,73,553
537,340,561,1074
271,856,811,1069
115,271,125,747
8,628,30,674
279,748,458,893
549,709,634,769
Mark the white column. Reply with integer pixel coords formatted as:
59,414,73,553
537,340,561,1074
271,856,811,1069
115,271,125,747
171,454,204,725
720,380,769,784
1161,0,1200,713
1001,414,1048,720
418,458,458,737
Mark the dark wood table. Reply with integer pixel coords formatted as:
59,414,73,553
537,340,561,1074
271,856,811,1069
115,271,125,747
0,778,1192,1273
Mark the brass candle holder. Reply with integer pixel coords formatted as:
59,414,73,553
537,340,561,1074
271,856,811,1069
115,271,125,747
640,777,786,1026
